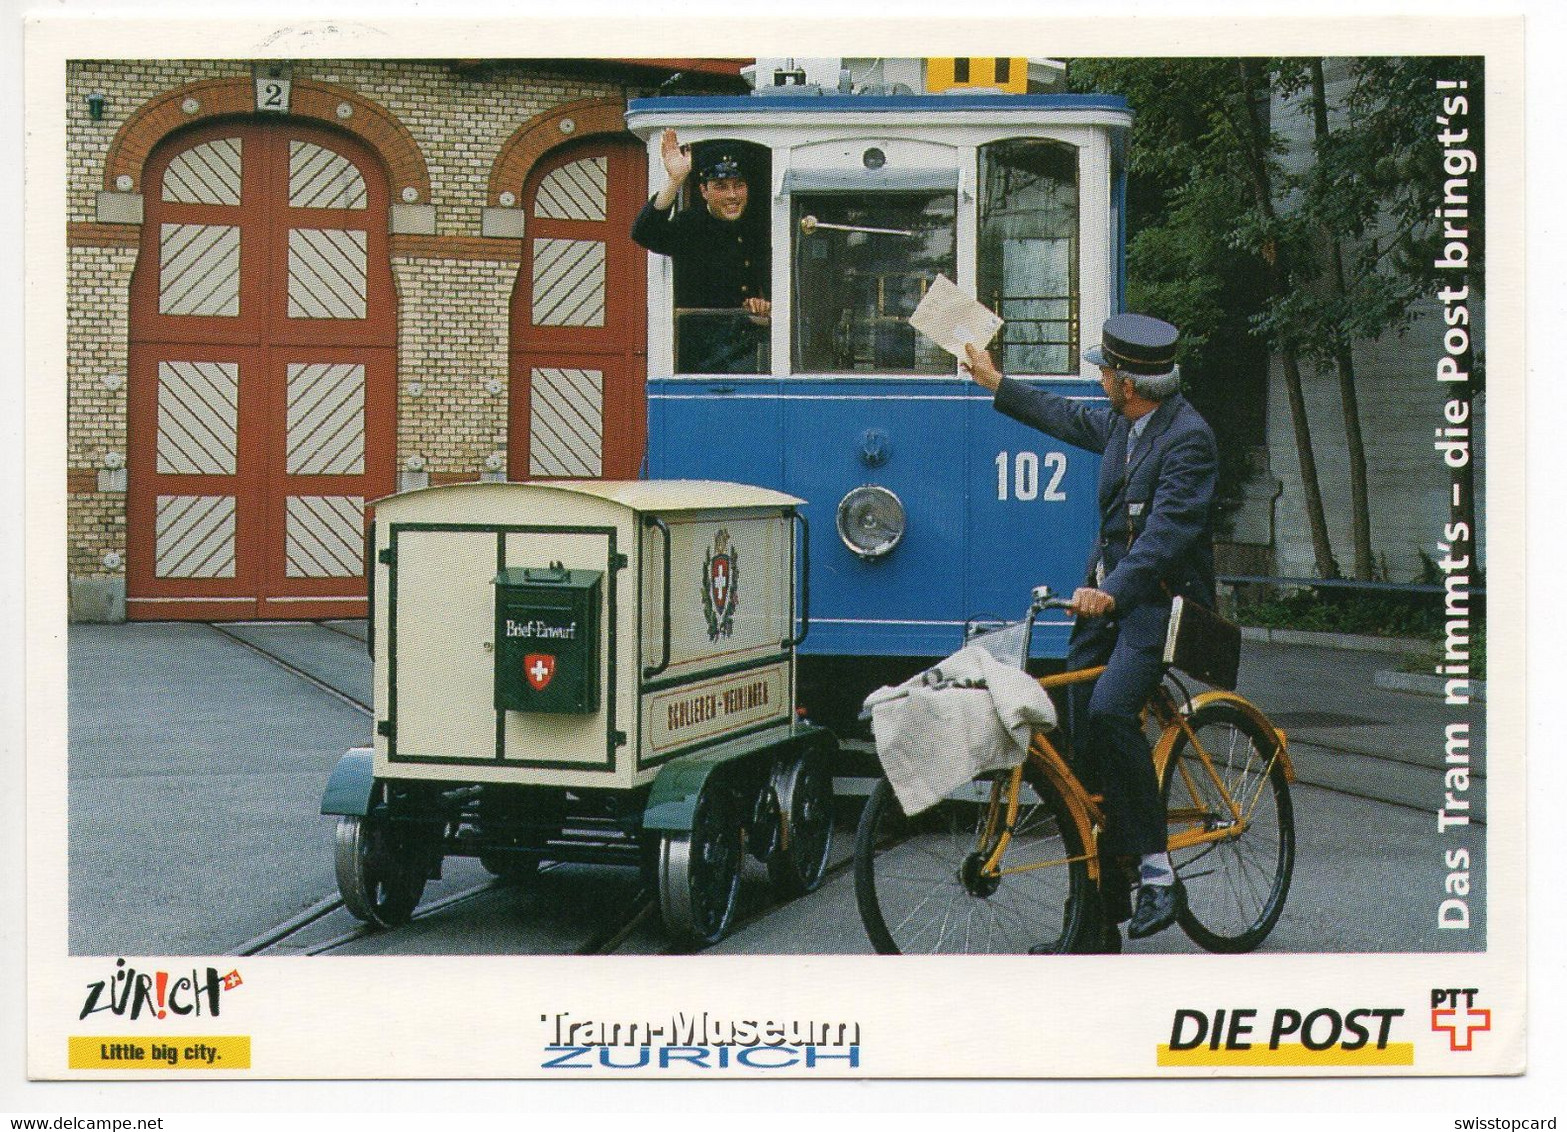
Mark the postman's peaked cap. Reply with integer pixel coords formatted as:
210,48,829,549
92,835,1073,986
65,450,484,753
1084,313,1180,376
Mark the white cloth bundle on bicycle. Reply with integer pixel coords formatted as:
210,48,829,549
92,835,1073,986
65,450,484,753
863,644,1058,816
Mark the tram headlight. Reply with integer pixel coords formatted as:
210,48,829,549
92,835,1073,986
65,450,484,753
836,485,906,560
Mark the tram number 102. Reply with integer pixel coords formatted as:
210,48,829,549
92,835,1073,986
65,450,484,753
994,450,1068,503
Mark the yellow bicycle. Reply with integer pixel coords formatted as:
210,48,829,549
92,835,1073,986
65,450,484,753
853,588,1296,955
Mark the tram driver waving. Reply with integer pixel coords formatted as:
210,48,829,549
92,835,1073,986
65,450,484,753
632,129,770,374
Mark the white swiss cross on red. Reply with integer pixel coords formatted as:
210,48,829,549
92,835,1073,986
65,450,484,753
524,653,555,692
713,559,730,603
1432,1006,1491,1051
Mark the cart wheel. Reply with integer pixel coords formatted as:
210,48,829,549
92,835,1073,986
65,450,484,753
658,779,744,947
766,753,835,898
334,814,428,929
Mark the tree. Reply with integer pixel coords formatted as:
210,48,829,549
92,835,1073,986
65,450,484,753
1068,58,1340,577
1070,56,1486,582
1278,57,1486,577
1259,58,1485,579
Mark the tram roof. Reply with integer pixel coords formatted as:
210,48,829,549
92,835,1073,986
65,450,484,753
628,92,1131,118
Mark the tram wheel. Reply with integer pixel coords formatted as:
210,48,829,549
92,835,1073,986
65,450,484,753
766,753,835,898
334,814,428,929
658,778,744,947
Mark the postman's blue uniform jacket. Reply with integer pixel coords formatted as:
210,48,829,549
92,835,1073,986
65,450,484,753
993,375,1219,858
994,377,1218,629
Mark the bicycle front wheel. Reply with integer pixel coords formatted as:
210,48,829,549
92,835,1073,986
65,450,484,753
854,762,1096,955
1163,701,1295,953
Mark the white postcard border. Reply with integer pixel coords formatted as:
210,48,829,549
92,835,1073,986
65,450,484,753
13,5,1537,1103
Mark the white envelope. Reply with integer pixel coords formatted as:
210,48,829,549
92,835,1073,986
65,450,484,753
909,273,1003,358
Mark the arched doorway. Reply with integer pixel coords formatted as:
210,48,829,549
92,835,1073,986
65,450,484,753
508,135,648,481
126,117,397,620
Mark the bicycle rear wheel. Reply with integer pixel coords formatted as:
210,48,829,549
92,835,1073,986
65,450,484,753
1162,701,1295,953
854,761,1096,955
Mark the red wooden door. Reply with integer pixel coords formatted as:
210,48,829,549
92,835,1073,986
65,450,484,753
126,119,396,620
509,136,647,481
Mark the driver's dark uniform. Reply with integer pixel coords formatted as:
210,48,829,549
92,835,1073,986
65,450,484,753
631,197,769,374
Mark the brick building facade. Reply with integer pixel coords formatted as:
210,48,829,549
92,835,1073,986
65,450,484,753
64,58,742,621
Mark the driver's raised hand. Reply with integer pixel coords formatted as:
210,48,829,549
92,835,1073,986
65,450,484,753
660,129,693,184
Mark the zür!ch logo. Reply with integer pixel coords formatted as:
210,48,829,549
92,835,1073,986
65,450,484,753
80,959,242,1021
1432,987,1491,1051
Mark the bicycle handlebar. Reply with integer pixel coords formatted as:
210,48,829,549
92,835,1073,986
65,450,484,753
1029,585,1076,615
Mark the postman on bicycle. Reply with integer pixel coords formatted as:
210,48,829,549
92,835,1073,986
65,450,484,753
964,312,1218,951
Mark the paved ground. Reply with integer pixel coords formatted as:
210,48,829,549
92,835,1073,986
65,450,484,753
1233,638,1486,820
68,624,374,955
65,621,1489,956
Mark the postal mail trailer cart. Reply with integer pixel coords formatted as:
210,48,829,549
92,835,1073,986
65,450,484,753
320,480,833,945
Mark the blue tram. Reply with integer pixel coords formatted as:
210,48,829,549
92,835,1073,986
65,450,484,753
626,88,1131,673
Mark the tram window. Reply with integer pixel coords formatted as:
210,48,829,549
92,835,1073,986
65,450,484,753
791,192,956,374
978,139,1079,375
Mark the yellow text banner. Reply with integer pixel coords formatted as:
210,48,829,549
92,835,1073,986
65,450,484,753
68,1036,251,1070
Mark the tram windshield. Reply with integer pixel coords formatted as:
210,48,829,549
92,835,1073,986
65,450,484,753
791,191,956,375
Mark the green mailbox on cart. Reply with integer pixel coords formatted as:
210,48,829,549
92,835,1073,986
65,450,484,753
492,563,602,714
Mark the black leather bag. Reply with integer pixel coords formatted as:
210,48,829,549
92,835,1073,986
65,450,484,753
1162,596,1242,690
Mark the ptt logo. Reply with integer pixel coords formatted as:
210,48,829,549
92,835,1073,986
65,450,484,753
80,958,242,1021
1158,1006,1411,1066
1431,987,1491,1051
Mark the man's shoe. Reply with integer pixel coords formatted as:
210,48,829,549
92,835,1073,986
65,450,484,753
1030,921,1122,955
1098,922,1122,954
1126,880,1185,940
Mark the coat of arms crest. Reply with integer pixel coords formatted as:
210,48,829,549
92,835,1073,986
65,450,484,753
702,529,739,641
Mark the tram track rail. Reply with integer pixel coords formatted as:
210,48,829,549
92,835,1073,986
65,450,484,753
237,867,664,958
214,617,1482,822
206,621,373,716
208,618,1481,959
838,725,1488,825
1283,748,1487,824
316,618,371,646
